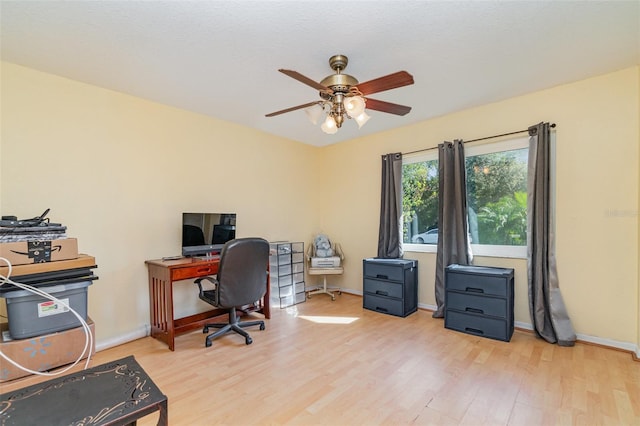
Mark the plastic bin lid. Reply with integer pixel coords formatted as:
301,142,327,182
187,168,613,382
364,257,416,265
1,280,93,299
446,264,514,276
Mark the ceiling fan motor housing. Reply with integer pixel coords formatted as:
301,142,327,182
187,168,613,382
320,73,358,92
321,54,359,94
319,56,359,127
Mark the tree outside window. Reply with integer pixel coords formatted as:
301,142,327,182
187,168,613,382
402,159,438,244
402,141,529,250
465,148,528,245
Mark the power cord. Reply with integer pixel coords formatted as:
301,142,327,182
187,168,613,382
0,257,93,376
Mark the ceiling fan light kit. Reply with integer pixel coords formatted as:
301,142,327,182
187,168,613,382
343,95,366,118
305,104,325,125
355,111,371,129
321,115,338,134
266,54,414,135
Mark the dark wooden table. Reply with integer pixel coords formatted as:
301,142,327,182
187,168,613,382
0,355,167,425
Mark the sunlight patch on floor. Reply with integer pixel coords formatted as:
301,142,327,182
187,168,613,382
298,315,359,324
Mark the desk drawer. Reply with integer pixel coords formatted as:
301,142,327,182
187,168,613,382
363,263,404,282
445,272,508,297
445,265,513,297
363,294,405,317
278,264,292,276
445,310,512,342
364,278,403,299
446,291,507,318
271,274,292,288
171,265,216,281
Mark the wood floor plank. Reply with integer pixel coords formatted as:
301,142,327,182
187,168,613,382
1,293,638,425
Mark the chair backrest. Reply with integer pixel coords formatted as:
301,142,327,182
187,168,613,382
216,237,269,308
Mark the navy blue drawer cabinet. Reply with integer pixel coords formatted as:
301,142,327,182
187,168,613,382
444,264,514,342
363,258,417,317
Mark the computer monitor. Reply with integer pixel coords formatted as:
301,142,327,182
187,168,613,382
212,224,236,244
181,213,236,257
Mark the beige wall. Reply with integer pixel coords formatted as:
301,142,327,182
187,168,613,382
323,67,639,349
0,62,322,345
1,62,639,353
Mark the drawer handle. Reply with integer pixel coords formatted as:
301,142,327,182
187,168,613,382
197,267,213,274
376,274,389,280
465,307,484,314
375,306,388,313
465,327,484,335
465,287,484,294
375,290,389,296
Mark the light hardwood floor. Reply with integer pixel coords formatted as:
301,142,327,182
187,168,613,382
2,293,639,425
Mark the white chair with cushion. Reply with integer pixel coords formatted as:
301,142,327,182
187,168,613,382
306,237,344,301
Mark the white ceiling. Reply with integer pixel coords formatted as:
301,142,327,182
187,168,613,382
1,1,639,147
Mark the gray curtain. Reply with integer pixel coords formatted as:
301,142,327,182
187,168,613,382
433,140,472,318
378,153,403,259
527,122,576,346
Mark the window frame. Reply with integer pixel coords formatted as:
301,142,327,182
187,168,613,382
402,136,531,258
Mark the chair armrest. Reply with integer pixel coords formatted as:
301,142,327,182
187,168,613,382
306,243,315,262
334,243,345,261
194,276,218,300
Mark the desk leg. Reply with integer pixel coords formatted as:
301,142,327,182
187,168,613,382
263,273,271,319
148,266,176,351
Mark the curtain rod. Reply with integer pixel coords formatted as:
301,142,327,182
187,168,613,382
403,123,556,156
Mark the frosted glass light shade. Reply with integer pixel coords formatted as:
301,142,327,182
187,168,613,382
343,96,365,118
321,115,338,134
305,104,324,125
355,112,371,128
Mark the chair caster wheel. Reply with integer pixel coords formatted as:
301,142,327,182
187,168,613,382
203,327,209,333
246,337,253,345
260,323,265,330
331,296,335,301
205,340,212,348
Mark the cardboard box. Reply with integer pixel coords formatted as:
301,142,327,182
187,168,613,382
0,238,78,266
0,318,94,382
0,254,96,278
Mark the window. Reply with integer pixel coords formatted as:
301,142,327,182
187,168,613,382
402,152,439,248
402,137,530,258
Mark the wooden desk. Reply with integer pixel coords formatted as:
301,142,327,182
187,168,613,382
0,355,167,426
145,257,270,351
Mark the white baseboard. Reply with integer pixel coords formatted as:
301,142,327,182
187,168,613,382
95,324,149,352
418,302,437,311
415,302,639,356
514,320,639,353
574,332,639,354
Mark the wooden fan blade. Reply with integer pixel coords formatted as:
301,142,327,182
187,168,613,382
265,101,320,117
356,71,414,96
279,69,332,93
365,98,412,116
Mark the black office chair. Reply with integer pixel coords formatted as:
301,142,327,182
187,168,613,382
194,237,269,347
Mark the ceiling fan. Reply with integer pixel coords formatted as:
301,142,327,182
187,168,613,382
265,55,414,134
